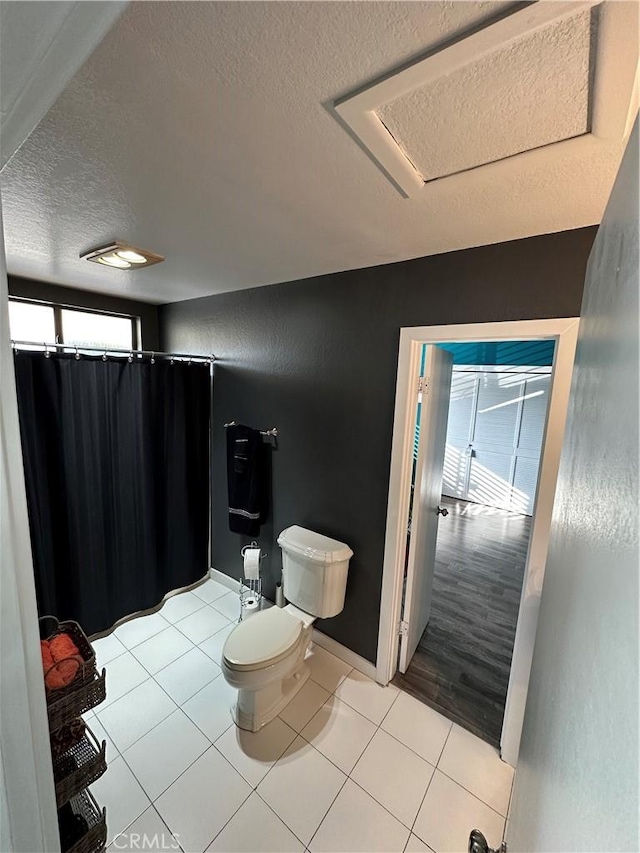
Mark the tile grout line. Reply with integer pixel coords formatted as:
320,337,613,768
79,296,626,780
143,666,235,754
305,772,349,852
188,745,256,852
434,720,453,769
97,666,224,758
203,740,309,852
152,640,223,683
295,706,378,779
345,774,416,839
375,724,440,771
147,803,187,853
101,608,231,711
253,788,310,850
116,716,210,801
113,734,244,847
167,601,234,648
408,721,454,842
433,767,510,820
328,687,399,728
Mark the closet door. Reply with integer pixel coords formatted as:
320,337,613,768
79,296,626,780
442,372,477,500
512,374,551,514
442,369,550,514
467,373,524,510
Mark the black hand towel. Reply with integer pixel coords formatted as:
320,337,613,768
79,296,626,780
226,424,268,535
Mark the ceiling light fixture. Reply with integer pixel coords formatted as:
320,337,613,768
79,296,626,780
98,254,131,269
116,249,148,264
81,241,164,270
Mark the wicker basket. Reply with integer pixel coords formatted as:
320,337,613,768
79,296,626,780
53,724,107,808
62,790,106,853
47,668,107,733
40,616,97,695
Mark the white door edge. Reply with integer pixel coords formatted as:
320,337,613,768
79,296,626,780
376,317,579,769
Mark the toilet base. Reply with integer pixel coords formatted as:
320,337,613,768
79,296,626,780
232,660,311,732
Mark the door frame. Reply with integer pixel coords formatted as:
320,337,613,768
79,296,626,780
376,318,579,767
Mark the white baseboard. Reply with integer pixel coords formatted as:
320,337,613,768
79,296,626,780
209,567,241,592
310,629,377,681
209,567,377,681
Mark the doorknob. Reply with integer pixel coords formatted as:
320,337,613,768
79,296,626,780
437,506,449,517
468,829,506,853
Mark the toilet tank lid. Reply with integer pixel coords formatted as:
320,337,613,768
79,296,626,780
277,525,353,564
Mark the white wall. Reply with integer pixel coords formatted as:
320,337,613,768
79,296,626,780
0,4,127,849
0,190,60,852
507,116,639,852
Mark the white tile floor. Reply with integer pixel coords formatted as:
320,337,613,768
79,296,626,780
90,579,513,853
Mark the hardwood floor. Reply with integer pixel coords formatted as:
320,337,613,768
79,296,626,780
393,496,531,748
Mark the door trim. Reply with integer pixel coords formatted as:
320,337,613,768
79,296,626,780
376,318,579,767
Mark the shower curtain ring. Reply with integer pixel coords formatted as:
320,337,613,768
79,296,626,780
75,346,80,360
151,352,155,364
188,357,192,367
44,342,50,358
128,350,133,363
102,349,107,361
170,356,175,366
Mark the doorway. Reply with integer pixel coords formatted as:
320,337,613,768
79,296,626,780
395,346,554,748
377,319,579,766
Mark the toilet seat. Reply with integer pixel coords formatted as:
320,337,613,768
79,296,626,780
223,607,304,671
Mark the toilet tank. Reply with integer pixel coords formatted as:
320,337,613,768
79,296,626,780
277,526,353,619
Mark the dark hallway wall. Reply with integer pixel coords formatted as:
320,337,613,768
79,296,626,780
159,227,596,664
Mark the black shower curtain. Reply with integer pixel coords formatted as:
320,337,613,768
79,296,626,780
14,352,211,636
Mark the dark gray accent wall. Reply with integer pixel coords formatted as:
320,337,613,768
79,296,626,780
159,227,597,664
8,276,160,351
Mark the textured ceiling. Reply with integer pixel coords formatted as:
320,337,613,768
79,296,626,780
1,1,637,304
378,9,593,182
0,1,126,169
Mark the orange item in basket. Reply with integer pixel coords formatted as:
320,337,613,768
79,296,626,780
50,633,80,662
41,640,54,673
41,633,82,691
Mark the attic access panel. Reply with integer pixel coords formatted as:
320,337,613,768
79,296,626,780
334,1,602,197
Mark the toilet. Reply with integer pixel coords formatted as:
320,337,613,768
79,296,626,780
222,525,353,732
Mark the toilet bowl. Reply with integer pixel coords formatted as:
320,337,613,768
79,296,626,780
222,525,353,732
222,604,315,731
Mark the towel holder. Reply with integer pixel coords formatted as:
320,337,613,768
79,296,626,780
224,420,279,438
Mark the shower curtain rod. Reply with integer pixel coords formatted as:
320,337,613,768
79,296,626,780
11,340,215,363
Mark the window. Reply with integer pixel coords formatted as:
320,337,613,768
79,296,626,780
8,299,137,351
61,309,134,350
8,301,56,344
